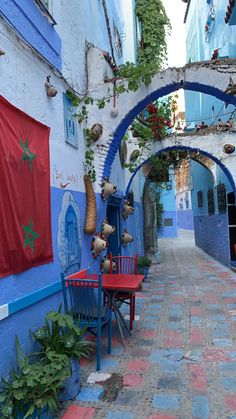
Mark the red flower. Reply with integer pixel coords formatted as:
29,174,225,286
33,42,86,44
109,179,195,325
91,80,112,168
147,103,157,114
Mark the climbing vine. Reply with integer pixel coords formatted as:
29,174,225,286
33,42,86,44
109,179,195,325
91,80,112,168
136,0,171,68
65,0,171,182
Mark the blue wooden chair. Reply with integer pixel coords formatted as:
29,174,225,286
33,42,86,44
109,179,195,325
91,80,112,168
61,270,112,371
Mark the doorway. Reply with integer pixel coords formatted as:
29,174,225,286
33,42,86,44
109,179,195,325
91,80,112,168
106,196,121,256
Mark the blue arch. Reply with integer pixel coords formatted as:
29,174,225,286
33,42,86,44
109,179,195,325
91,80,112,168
103,80,236,178
125,145,236,196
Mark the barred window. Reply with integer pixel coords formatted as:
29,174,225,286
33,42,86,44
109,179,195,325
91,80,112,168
217,183,226,213
197,191,203,208
207,188,215,215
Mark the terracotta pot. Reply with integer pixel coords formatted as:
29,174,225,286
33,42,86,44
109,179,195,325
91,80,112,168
92,235,107,258
102,220,115,237
101,180,117,200
122,231,133,247
123,203,134,220
90,123,103,142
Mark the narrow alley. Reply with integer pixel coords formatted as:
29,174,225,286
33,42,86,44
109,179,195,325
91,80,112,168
62,232,236,419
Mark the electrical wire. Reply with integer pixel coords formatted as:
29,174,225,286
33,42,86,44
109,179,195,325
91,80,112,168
0,14,89,98
1,13,236,125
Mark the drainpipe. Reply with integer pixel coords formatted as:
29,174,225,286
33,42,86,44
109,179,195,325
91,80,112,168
102,0,116,65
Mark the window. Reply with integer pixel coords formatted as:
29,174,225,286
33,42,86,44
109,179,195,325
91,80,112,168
207,188,215,215
34,0,56,25
217,183,226,213
63,93,78,149
164,218,173,227
197,191,203,208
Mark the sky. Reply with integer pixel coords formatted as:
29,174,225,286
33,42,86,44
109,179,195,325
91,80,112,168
162,0,187,68
162,0,187,111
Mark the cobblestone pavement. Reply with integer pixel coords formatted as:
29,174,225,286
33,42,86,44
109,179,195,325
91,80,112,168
60,231,236,419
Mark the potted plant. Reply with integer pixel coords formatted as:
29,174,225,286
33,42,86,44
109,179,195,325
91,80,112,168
138,256,152,279
0,337,69,419
32,308,93,401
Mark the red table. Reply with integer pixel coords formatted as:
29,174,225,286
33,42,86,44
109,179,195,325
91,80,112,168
67,272,144,344
102,274,144,344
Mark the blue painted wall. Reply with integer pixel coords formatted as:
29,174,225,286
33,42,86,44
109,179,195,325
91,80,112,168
0,0,61,70
184,0,236,128
190,159,232,265
157,169,178,238
0,185,144,377
177,210,194,230
80,0,125,66
158,210,178,238
194,213,230,265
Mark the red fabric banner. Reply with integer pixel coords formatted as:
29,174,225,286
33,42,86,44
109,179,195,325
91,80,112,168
0,96,53,277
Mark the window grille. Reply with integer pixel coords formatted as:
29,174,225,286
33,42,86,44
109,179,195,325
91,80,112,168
197,191,203,208
207,188,215,215
217,183,226,213
164,218,173,226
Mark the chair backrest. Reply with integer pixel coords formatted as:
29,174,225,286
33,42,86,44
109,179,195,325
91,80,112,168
61,270,102,324
109,253,138,274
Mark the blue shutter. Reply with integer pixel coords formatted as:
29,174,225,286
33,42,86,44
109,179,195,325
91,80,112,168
63,93,78,148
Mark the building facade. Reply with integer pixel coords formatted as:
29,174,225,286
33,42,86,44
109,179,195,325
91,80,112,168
0,0,144,378
183,0,236,265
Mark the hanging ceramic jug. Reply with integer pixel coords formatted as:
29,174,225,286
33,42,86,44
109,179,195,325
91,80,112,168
122,230,133,247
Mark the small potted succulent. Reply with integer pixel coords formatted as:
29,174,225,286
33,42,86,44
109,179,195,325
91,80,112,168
32,308,93,401
138,256,152,279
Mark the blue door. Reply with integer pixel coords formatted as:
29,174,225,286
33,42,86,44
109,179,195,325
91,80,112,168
106,198,121,256
65,205,81,274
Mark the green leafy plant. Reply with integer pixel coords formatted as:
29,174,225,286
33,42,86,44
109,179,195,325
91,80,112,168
32,308,93,362
136,0,171,68
84,128,96,183
0,337,69,419
138,255,152,268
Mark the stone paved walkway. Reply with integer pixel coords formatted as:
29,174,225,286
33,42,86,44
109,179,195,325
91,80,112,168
60,231,236,419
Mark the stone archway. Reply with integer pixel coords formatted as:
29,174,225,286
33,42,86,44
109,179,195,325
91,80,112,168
86,56,236,191
125,145,236,195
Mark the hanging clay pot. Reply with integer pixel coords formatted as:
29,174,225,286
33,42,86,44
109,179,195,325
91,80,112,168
90,123,103,142
129,149,140,162
91,234,107,258
123,202,134,220
119,139,128,167
101,257,116,273
122,230,133,247
101,178,117,200
101,218,115,237
223,144,235,154
45,76,57,97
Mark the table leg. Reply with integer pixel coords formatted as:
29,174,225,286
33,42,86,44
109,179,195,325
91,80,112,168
113,305,126,346
114,301,132,336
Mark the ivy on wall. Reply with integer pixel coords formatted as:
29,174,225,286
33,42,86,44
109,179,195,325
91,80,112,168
136,0,171,68
66,1,171,182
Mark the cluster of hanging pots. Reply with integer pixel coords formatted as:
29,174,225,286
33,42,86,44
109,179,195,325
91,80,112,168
83,174,136,258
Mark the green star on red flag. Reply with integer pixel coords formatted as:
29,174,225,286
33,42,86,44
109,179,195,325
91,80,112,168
22,221,40,252
20,139,36,170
